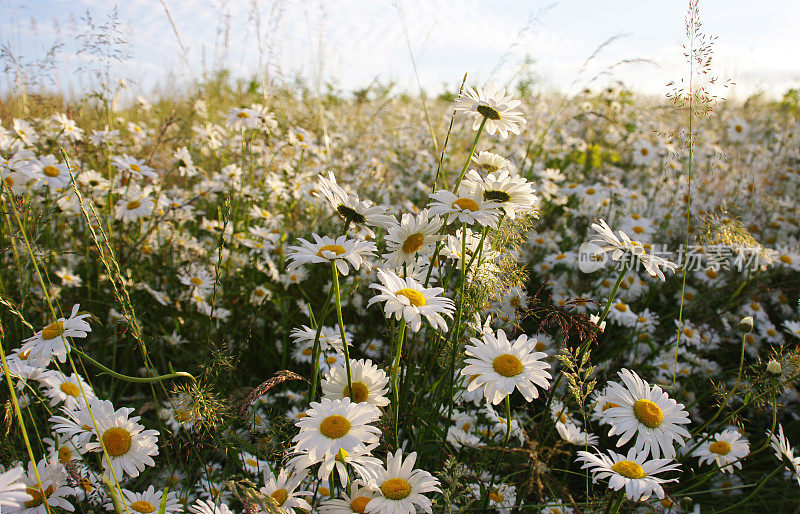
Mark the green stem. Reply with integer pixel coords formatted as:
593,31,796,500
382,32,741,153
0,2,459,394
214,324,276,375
307,284,336,404
74,349,196,384
392,319,407,447
453,117,487,191
331,261,354,397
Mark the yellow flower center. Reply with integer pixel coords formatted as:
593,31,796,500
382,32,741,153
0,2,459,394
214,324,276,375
633,226,645,234
175,409,191,423
402,233,425,254
326,356,338,365
585,188,596,195
79,478,93,492
317,244,346,257
381,478,411,500
780,255,792,264
127,200,142,210
705,269,718,279
452,198,479,212
237,111,250,118
302,348,313,356
42,321,65,340
351,496,372,513
614,303,627,312
60,382,80,397
190,277,204,286
602,402,621,411
58,445,73,463
633,399,664,428
492,353,524,377
396,288,426,307
735,124,743,133
102,427,133,456
319,414,351,439
25,486,54,508
611,460,645,479
683,328,694,338
43,165,60,177
343,381,370,403
640,147,649,156
489,491,504,503
131,500,156,513
709,440,731,455
534,341,545,351
271,488,288,506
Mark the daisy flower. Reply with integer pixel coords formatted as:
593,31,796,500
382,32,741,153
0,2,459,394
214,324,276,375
783,320,800,340
292,398,381,463
602,369,691,459
590,219,678,281
461,329,552,405
113,485,182,513
692,430,750,473
20,304,91,366
368,268,455,332
83,399,160,479
463,169,538,219
286,234,376,276
54,267,83,288
769,424,800,486
383,211,443,269
39,371,96,411
13,458,76,514
240,451,271,476
364,449,441,514
428,185,502,227
453,83,526,138
576,447,681,501
322,359,390,406
290,324,350,356
471,151,512,174
557,422,599,446
315,172,396,236
288,443,382,484
319,481,379,514
187,499,233,514
12,118,39,145
177,265,217,297
110,155,157,179
27,154,71,193
114,190,154,222
260,468,312,513
0,466,29,509
224,107,262,129
469,482,516,513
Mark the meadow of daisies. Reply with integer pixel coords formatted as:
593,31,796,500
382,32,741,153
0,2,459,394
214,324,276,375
1,59,800,514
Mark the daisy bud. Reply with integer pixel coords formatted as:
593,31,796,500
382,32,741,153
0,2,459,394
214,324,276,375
738,316,753,333
766,359,782,375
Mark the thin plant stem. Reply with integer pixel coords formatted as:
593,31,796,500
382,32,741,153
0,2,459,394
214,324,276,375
331,261,354,396
392,318,407,447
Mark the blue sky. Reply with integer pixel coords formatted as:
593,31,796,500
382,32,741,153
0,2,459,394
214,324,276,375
3,0,799,99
